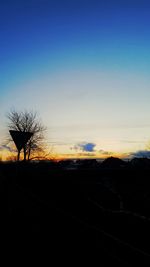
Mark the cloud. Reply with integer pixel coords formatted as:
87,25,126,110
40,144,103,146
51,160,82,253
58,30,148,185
99,149,113,156
131,150,150,158
0,145,16,152
121,140,144,144
76,152,97,157
73,142,96,152
72,143,114,157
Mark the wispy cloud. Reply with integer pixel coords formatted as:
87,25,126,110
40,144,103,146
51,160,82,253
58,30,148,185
0,145,16,152
76,152,97,157
121,140,144,144
99,149,113,156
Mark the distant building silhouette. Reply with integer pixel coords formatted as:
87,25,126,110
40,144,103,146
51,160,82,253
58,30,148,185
101,157,126,169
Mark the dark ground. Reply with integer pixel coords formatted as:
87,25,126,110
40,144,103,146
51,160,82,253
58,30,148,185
1,160,150,265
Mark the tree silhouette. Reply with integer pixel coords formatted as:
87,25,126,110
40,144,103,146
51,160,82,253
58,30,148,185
7,109,46,161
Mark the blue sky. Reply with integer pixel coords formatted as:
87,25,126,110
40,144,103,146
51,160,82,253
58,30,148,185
1,0,150,158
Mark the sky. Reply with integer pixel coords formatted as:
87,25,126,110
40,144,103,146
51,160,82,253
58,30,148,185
1,0,150,159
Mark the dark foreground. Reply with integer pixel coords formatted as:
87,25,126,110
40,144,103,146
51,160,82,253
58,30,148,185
1,161,150,265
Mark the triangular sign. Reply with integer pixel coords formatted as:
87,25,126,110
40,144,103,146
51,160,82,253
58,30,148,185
9,130,33,151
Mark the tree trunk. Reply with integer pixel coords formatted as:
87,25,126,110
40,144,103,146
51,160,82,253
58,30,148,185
27,147,31,161
23,145,27,161
17,150,20,161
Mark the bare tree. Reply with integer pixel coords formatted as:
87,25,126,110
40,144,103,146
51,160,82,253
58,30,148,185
7,109,46,161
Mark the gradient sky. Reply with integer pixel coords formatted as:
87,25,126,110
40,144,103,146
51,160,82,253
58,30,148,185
1,0,150,159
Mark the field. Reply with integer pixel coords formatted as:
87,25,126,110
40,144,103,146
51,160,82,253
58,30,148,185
2,160,150,265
